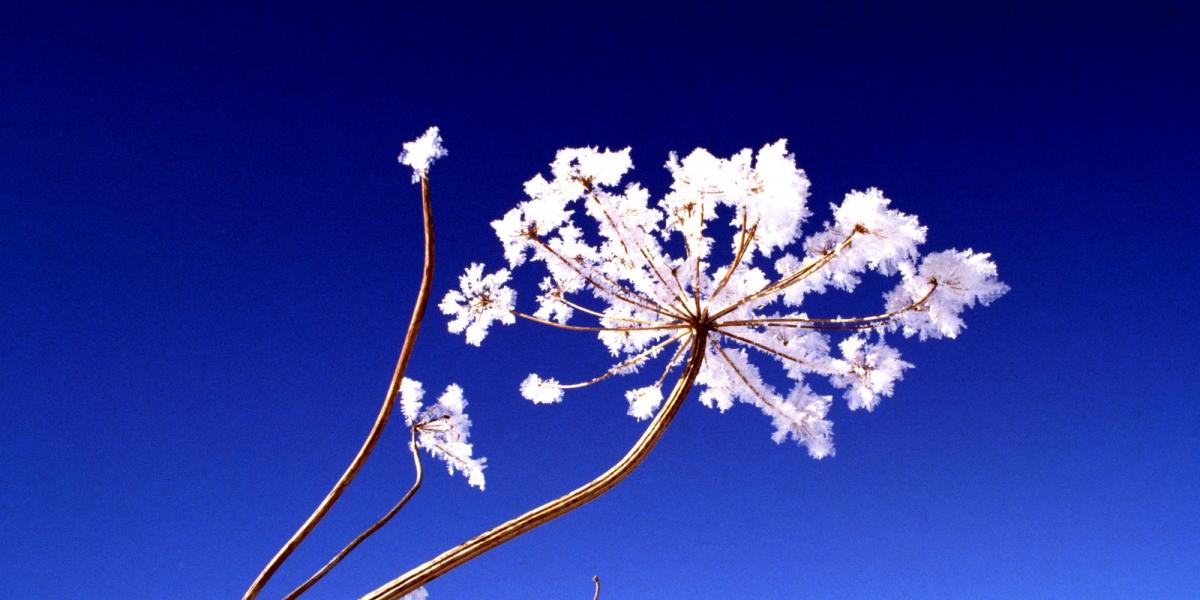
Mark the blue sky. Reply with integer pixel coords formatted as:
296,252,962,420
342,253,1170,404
3,3,1198,599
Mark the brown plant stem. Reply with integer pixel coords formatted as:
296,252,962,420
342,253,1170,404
552,333,687,391
358,328,710,600
592,575,601,600
283,428,425,600
242,177,437,600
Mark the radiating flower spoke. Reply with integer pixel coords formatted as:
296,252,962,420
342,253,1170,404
534,333,689,392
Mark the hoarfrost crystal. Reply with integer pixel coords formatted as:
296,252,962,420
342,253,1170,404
520,374,564,405
438,263,516,346
398,126,447,183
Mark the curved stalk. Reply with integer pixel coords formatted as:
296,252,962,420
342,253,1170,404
242,177,437,600
282,428,425,600
592,575,601,600
359,328,710,600
512,311,687,333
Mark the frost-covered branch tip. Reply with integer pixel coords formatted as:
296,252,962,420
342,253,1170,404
439,140,1006,459
400,378,487,489
399,126,447,183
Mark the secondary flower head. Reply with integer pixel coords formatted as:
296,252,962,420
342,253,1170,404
441,140,1006,458
399,378,487,490
398,126,447,183
438,263,516,346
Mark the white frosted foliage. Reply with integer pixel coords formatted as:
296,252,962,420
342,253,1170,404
829,336,912,411
401,380,487,490
398,126,447,183
399,377,425,424
520,374,564,404
439,263,516,346
442,138,1005,458
625,386,664,420
887,249,1009,340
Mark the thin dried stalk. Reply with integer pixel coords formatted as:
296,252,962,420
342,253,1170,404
709,227,860,321
359,329,710,600
242,177,437,600
283,428,425,600
553,333,687,391
722,280,938,326
713,328,808,365
513,310,686,333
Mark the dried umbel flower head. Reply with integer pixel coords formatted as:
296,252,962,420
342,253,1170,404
400,378,487,490
441,141,1006,458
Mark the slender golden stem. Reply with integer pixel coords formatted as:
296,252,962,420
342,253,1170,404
594,267,691,321
283,428,425,600
241,177,437,600
553,333,687,390
586,184,678,312
653,338,690,389
555,290,663,325
682,237,702,317
358,329,710,600
638,245,694,315
709,339,781,413
583,184,638,267
592,575,601,600
714,328,808,366
532,236,683,320
757,229,860,294
513,311,686,333
722,281,938,327
709,211,755,302
694,203,706,306
666,264,696,320
722,321,886,332
709,228,859,321
583,186,686,313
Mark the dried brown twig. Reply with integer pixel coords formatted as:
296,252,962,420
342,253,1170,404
242,176,437,600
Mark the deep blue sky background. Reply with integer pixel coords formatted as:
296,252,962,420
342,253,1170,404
3,2,1198,599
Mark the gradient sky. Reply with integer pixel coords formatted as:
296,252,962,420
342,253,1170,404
3,3,1198,599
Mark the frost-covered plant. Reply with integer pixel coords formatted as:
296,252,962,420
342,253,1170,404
361,139,1006,600
246,130,1005,600
440,142,1007,458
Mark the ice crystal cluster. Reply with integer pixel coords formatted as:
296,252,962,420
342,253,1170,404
400,378,487,489
440,141,1006,458
398,126,447,183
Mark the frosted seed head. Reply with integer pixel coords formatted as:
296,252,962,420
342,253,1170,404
398,126,447,183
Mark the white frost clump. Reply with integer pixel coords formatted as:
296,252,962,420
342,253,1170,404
829,335,912,411
886,249,1009,340
397,588,429,600
438,263,516,346
520,374,564,404
398,126,447,183
399,377,427,424
400,378,487,490
441,141,1006,458
625,386,664,420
